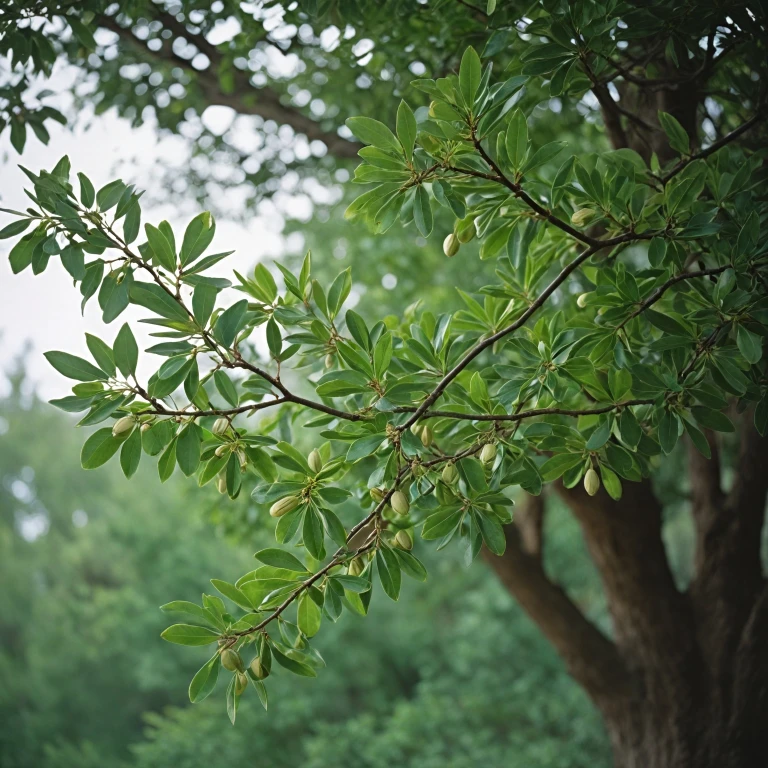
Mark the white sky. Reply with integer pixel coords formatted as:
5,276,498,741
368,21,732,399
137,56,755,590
0,106,287,399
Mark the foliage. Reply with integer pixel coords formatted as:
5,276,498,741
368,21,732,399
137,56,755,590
0,378,609,767
1,0,767,730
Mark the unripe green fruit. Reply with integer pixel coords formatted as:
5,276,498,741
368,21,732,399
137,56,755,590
410,423,423,437
112,415,135,437
249,656,269,680
395,530,413,550
235,671,248,695
348,557,365,576
212,417,229,435
443,233,460,258
480,443,497,465
442,462,458,484
584,468,601,496
221,649,243,672
577,293,590,309
308,448,323,473
325,353,334,369
458,228,475,244
270,495,300,518
216,473,227,494
390,490,410,516
420,425,434,447
571,208,595,226
370,487,386,503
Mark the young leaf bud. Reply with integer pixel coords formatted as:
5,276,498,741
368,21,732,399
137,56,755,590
443,233,460,258
221,648,243,672
390,490,410,516
570,208,595,226
235,671,248,695
442,462,458,484
140,422,151,433
212,417,229,435
480,443,497,465
394,530,413,550
370,487,386,503
325,353,334,369
249,656,269,680
215,444,229,457
308,448,323,473
112,415,135,437
409,423,423,437
420,425,434,447
577,293,590,309
584,468,601,496
270,495,300,518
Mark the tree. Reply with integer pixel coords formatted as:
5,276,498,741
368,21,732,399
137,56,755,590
2,3,767,767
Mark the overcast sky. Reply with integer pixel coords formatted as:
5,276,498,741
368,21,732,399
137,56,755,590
0,100,291,399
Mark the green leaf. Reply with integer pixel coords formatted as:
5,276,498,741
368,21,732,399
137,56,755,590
119,428,142,478
192,283,217,327
376,548,401,600
215,299,248,348
176,424,201,476
327,268,352,319
254,548,307,572
180,212,215,266
658,111,690,155
333,574,371,593
737,325,762,364
160,624,219,646
77,172,95,208
475,510,506,556
214,370,239,407
145,223,177,272
113,323,138,377
540,453,582,481
599,465,622,500
345,117,402,153
129,282,189,322
45,351,106,382
585,419,611,450
413,186,433,236
297,594,322,637
459,46,481,106
81,428,122,469
210,579,253,610
396,100,417,159
0,219,31,239
189,654,220,703
302,507,325,560
505,110,528,169
158,439,177,482
658,411,679,454
393,549,428,581
85,333,115,378
691,407,734,433
266,317,282,358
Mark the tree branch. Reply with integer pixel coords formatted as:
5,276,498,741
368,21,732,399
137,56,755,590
557,480,706,699
658,112,762,184
615,266,728,330
483,518,630,704
99,13,362,159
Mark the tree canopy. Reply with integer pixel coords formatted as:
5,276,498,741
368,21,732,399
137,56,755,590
1,2,767,764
